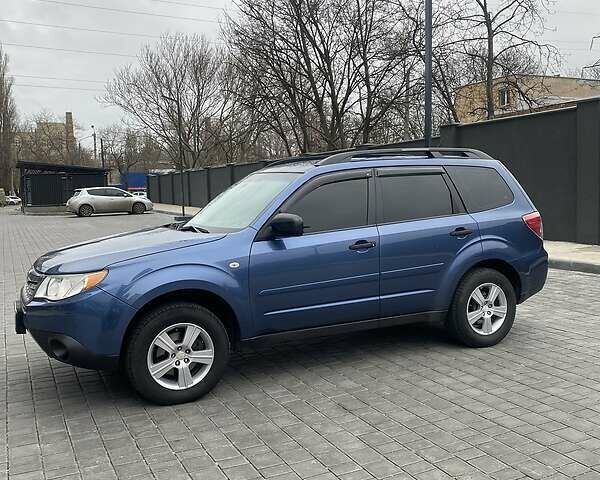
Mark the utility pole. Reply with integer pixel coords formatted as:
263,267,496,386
100,138,105,169
424,0,433,146
162,93,186,218
91,125,97,163
175,100,186,218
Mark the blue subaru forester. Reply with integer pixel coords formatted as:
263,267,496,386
16,146,548,405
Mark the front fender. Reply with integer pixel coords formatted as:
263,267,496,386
100,263,252,337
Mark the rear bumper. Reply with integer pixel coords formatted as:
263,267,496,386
518,249,548,303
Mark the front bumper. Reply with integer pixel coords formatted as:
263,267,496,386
16,287,137,370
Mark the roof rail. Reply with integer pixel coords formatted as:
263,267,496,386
266,144,493,168
266,148,355,167
317,146,493,165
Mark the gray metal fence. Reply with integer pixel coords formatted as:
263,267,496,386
148,97,600,244
147,162,268,209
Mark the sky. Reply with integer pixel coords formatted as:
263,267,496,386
2,0,600,151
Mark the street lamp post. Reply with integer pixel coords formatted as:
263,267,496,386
91,125,97,163
162,94,186,218
424,0,433,147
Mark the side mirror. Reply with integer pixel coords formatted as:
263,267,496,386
270,213,304,237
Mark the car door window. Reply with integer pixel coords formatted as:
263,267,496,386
285,178,368,233
89,189,106,196
378,173,453,223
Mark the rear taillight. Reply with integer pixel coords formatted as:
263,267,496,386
522,211,543,239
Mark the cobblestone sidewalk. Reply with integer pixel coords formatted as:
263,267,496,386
2,207,600,480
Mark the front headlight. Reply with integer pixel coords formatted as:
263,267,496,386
34,270,108,301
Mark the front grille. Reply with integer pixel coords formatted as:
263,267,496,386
23,268,45,304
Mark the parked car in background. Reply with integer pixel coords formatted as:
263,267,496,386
6,195,22,205
132,191,147,197
16,146,547,405
66,187,153,216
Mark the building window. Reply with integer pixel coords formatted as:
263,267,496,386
498,88,511,107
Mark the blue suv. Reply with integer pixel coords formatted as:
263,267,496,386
15,146,548,405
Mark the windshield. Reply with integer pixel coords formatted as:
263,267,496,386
185,172,300,232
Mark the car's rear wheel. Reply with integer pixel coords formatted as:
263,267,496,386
124,302,230,405
447,268,516,347
78,204,93,217
132,202,145,214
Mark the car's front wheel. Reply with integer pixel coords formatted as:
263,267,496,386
124,302,230,405
78,204,93,217
132,202,146,214
447,268,516,347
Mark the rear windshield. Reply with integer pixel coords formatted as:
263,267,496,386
446,166,514,213
73,190,82,197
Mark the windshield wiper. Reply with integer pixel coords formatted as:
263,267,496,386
179,225,211,234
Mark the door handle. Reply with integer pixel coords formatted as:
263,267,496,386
349,240,376,250
450,227,474,237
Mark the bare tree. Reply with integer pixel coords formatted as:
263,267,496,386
0,45,17,194
16,111,80,165
102,34,230,169
100,126,164,183
225,0,418,153
452,0,556,119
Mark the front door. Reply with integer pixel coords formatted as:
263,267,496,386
375,167,480,317
249,170,380,335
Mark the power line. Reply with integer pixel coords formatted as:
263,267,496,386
151,0,227,11
0,18,161,39
3,42,137,58
14,83,104,92
555,10,600,17
13,74,106,84
38,0,223,23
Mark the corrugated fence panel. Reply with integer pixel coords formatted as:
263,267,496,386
159,174,174,205
208,166,232,200
233,162,264,182
147,175,159,202
189,170,209,207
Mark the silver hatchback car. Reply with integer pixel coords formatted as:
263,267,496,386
66,187,154,217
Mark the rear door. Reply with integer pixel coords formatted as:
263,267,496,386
376,167,480,317
249,170,380,335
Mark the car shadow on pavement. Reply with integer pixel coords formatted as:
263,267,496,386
91,322,459,406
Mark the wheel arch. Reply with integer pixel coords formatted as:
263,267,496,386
457,259,522,301
120,288,241,359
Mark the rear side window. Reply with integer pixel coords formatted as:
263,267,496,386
286,178,368,233
446,166,514,212
88,189,105,196
378,174,453,223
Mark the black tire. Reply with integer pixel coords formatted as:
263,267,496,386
132,202,145,214
447,268,516,347
78,204,93,217
124,302,230,405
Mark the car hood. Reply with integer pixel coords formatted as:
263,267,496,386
34,226,226,274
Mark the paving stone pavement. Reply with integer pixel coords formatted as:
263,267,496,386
2,206,600,480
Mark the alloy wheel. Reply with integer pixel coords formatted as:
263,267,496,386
146,323,214,390
466,283,508,336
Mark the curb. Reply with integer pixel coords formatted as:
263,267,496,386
549,258,600,275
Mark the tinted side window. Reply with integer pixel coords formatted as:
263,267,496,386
287,179,368,233
446,166,514,212
378,174,453,223
88,189,106,196
104,188,122,197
